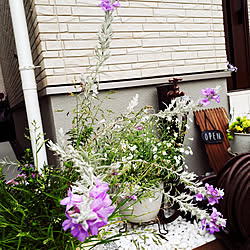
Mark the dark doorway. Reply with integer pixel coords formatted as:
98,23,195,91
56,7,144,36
223,0,250,91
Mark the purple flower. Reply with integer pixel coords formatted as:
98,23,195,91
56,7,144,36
71,224,89,242
99,0,120,11
194,193,203,201
61,179,115,242
60,188,83,211
91,192,115,223
207,221,220,234
87,214,106,236
17,174,27,178
62,213,77,232
137,126,143,130
201,88,212,96
113,0,121,7
211,95,220,103
211,189,218,197
208,196,219,206
131,195,137,201
6,178,16,185
205,183,214,195
210,207,221,221
89,179,109,199
200,97,211,106
201,218,206,230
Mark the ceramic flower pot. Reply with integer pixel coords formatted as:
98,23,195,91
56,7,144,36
229,132,250,154
119,184,163,223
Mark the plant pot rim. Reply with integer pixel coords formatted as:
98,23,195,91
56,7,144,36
227,129,250,137
231,132,250,136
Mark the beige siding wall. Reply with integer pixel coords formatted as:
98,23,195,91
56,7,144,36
33,0,227,89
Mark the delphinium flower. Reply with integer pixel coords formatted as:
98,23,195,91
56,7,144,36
200,87,221,106
61,179,115,242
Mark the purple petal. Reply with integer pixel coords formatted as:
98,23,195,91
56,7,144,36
89,180,109,198
212,95,220,103
71,225,89,242
62,218,74,231
60,197,70,206
96,206,115,222
91,198,104,212
194,193,203,201
200,98,211,106
113,0,121,7
88,218,106,236
201,88,211,96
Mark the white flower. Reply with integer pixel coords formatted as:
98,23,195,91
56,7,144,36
167,143,171,147
99,119,105,124
167,116,172,122
130,145,137,151
111,162,120,169
127,94,139,112
162,151,167,156
188,146,193,155
179,148,184,153
217,188,224,197
174,132,178,138
152,146,157,153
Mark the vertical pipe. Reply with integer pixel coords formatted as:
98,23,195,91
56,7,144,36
8,0,48,172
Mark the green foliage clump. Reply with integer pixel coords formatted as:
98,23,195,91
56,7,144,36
0,150,79,250
227,116,250,140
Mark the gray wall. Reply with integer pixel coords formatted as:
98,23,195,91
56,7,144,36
49,77,228,175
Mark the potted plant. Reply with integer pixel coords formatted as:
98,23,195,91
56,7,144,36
0,1,227,248
227,116,250,154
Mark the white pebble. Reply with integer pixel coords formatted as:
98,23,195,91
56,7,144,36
178,242,188,249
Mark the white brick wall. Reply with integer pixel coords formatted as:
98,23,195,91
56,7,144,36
32,0,227,87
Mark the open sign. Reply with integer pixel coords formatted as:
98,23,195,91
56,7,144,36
201,130,224,144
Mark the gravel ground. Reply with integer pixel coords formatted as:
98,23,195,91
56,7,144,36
90,213,216,250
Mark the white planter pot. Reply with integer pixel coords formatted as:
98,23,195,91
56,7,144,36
119,185,163,223
229,132,250,154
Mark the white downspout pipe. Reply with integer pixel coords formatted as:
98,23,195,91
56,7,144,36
8,0,48,172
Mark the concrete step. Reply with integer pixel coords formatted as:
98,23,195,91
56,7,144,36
0,141,18,180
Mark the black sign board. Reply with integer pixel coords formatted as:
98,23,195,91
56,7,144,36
201,130,224,144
